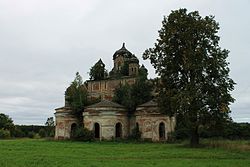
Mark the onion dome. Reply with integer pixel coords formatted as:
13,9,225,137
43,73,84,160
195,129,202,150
129,55,139,63
113,43,133,60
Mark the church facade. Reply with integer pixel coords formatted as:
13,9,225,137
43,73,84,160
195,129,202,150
54,43,175,141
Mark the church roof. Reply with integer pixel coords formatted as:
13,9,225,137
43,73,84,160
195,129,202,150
138,99,158,107
86,100,125,109
129,55,139,63
113,43,133,60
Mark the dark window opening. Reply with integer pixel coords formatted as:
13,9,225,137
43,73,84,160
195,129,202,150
115,123,122,138
70,123,77,138
159,122,165,139
136,122,139,131
94,123,100,138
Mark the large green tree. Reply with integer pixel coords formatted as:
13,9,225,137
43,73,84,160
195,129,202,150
143,9,235,146
65,72,88,120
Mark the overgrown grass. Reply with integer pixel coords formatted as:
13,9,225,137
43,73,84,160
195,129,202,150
0,139,249,167
203,139,250,151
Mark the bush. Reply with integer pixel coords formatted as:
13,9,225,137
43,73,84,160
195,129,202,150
27,131,35,138
0,129,11,139
174,128,190,140
39,128,47,138
33,133,40,139
12,127,25,138
72,127,94,141
48,128,55,137
128,127,141,140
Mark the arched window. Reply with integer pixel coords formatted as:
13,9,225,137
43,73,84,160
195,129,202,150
94,123,100,138
159,122,165,139
115,123,122,138
70,123,77,138
136,122,139,131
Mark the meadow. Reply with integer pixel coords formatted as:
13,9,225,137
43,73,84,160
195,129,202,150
0,139,250,167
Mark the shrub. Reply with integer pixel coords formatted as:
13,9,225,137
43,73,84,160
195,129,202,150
72,127,94,141
27,131,36,138
174,128,190,140
0,129,11,139
33,133,40,139
48,129,55,137
128,127,141,140
39,128,47,138
12,127,25,138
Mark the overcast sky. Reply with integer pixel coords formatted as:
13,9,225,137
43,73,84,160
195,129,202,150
0,0,249,125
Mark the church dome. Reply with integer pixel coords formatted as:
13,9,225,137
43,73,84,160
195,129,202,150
113,43,132,60
129,55,139,63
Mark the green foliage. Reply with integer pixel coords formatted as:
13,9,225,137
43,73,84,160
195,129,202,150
0,113,14,131
138,65,148,81
143,9,235,146
26,132,40,139
132,79,152,108
224,122,250,140
113,83,134,112
39,128,47,138
45,117,54,127
12,127,25,138
65,72,88,118
45,117,55,137
33,133,41,139
72,127,94,141
27,131,36,138
128,127,141,140
113,66,152,113
0,129,10,139
9,125,56,138
120,61,129,76
89,59,108,80
15,125,45,137
202,122,250,140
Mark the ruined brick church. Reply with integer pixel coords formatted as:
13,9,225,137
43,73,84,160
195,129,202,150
55,43,175,141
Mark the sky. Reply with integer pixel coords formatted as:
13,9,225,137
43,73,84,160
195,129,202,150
0,0,249,125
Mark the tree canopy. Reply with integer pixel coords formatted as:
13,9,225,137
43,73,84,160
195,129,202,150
113,67,152,113
45,117,54,127
0,113,14,130
89,59,108,80
44,117,55,137
65,72,88,119
143,9,235,146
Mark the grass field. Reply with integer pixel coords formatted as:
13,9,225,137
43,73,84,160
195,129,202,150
0,139,250,167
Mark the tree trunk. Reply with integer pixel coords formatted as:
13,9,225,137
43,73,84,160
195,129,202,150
190,126,199,147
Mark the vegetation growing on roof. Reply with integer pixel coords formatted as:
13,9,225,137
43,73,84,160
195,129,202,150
89,59,108,81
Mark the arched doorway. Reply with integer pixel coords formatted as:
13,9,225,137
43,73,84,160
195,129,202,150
115,122,122,138
94,123,100,138
70,123,77,138
159,122,165,139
